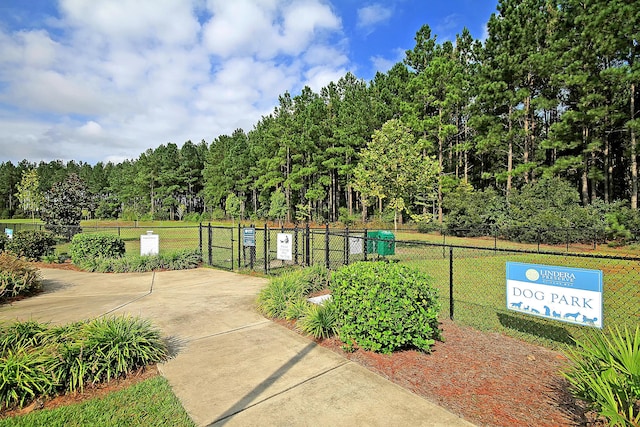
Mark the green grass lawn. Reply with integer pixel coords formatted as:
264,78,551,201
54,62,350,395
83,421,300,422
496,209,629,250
0,376,194,427
397,248,640,349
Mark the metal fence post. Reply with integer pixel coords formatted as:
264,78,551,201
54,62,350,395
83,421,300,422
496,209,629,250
305,222,310,266
325,223,330,269
294,224,299,265
449,246,454,320
230,226,234,271
208,223,212,266
264,223,268,275
199,223,202,254
237,224,241,269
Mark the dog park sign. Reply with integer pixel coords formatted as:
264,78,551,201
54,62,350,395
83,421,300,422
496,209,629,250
506,262,603,328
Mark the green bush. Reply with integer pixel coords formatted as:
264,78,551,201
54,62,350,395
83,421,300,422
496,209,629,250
443,182,506,236
298,300,339,339
256,265,330,319
0,252,42,300
74,249,201,273
69,233,125,263
0,320,48,355
79,316,168,386
5,230,56,261
0,316,168,408
0,347,58,408
563,326,640,426
330,261,441,354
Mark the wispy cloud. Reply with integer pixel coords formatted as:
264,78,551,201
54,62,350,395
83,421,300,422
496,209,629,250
356,4,393,35
370,47,405,74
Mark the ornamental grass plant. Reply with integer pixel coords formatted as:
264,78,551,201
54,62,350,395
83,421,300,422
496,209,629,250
563,325,640,427
0,316,168,410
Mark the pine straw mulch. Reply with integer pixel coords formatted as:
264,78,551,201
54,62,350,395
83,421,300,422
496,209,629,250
276,318,605,427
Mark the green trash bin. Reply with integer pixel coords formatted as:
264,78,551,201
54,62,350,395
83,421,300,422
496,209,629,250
377,230,395,256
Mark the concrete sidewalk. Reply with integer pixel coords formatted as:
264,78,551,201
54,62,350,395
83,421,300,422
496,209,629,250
0,268,474,426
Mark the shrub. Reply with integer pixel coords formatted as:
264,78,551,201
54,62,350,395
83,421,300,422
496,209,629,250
256,265,330,319
74,249,201,273
330,261,441,354
0,320,48,355
417,221,439,234
443,182,506,236
0,252,42,300
5,230,56,261
183,212,201,222
69,233,126,263
0,316,169,406
79,316,168,386
563,326,640,426
0,347,57,408
298,300,338,339
256,272,306,319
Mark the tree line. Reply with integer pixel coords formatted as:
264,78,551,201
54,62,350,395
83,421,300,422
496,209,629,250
1,0,638,231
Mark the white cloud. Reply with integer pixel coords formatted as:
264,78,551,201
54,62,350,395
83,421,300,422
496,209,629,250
0,0,350,164
434,13,461,41
369,47,405,74
356,4,393,34
202,0,341,58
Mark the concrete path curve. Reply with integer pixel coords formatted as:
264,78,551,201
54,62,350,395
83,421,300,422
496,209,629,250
0,268,474,426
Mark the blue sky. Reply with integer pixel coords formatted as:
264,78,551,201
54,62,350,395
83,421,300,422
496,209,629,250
0,0,497,165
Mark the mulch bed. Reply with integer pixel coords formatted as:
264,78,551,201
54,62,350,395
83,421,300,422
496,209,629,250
277,318,602,427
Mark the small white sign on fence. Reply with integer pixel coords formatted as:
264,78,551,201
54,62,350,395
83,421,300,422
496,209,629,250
140,231,159,256
4,228,13,239
276,233,292,261
349,236,363,255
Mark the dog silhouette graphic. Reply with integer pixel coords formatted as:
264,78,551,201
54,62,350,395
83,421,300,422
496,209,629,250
564,312,580,321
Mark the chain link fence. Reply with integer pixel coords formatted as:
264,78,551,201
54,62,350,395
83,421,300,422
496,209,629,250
206,224,639,348
3,222,638,348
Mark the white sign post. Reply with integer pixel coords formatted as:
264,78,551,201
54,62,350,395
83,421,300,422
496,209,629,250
276,233,293,261
140,231,159,256
506,262,603,328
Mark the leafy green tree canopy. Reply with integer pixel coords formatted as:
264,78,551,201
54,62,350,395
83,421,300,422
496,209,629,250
15,169,44,223
40,173,88,240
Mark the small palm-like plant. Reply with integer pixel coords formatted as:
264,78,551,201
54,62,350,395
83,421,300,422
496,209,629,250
563,325,640,427
298,300,339,339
